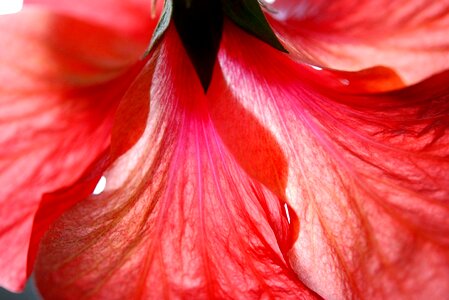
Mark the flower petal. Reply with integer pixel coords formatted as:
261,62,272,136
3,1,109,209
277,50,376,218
27,57,156,281
34,27,318,299
25,0,158,43
266,0,449,84
219,24,449,299
0,8,146,291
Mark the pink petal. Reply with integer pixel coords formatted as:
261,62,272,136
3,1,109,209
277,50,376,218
265,0,449,84
25,0,159,43
34,26,318,299
219,23,449,299
0,8,147,291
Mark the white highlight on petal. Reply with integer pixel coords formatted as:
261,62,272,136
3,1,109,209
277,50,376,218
93,176,107,195
263,0,276,4
340,79,350,86
0,0,23,15
284,203,291,224
311,65,323,71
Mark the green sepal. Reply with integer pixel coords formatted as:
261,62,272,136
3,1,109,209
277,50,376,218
223,0,287,52
145,0,173,56
146,0,285,92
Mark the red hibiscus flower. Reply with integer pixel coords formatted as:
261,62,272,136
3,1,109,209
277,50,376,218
1,0,449,299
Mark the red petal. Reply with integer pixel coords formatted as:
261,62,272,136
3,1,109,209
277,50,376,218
266,0,449,84
207,68,289,199
25,0,159,43
27,150,111,283
0,9,145,291
27,56,155,280
34,26,318,299
219,24,449,299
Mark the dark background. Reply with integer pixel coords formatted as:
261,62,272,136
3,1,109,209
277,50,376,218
0,278,40,299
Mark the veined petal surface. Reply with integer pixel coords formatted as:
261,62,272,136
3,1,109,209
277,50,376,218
219,24,449,299
34,27,319,300
0,8,148,291
266,0,449,84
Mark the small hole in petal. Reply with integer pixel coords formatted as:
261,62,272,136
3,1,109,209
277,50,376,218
0,0,23,15
284,203,291,224
93,176,107,195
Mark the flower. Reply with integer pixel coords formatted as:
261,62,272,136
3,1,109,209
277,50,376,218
1,0,449,299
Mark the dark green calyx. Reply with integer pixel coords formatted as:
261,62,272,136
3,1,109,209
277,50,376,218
147,0,173,55
173,0,223,91
147,0,286,92
223,0,286,53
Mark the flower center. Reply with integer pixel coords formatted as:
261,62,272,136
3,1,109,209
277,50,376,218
148,0,286,92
